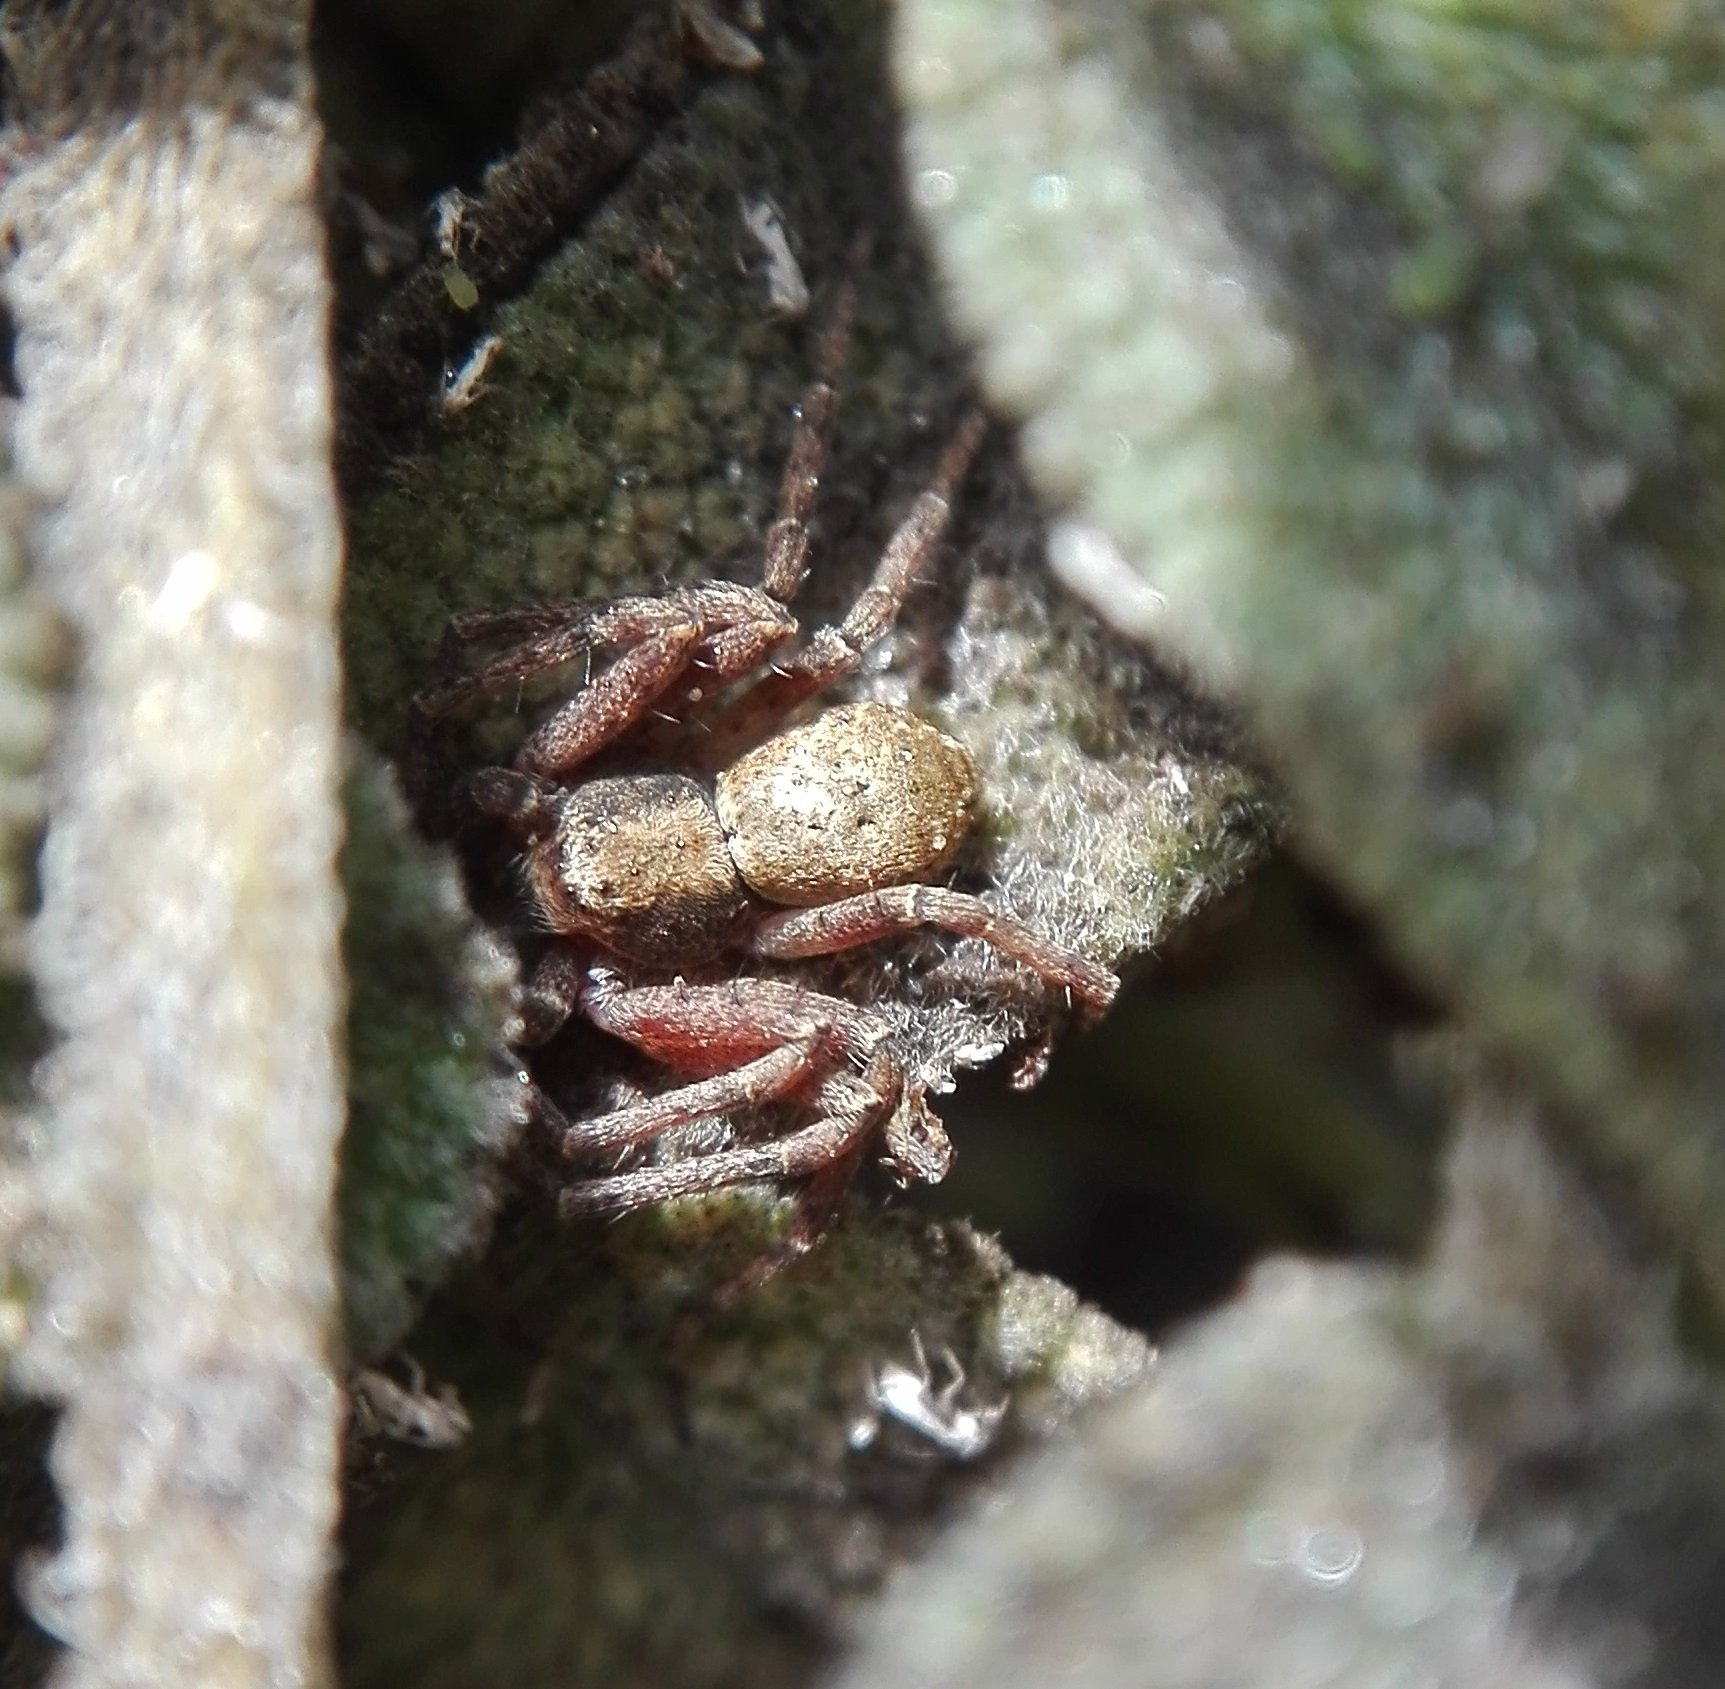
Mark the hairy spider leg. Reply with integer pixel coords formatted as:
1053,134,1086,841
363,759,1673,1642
511,946,591,1045
561,1038,824,1160
558,1046,900,1219
546,973,921,1248
697,409,988,770
751,882,1119,1017
513,626,707,779
760,273,856,602
418,592,714,714
437,596,613,655
415,580,800,779
578,972,893,1074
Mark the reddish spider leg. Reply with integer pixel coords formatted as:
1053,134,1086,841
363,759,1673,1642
759,270,854,601
510,968,969,1297
561,1049,904,1300
539,973,942,1207
554,974,883,1155
524,1034,895,1300
516,944,953,1153
558,1059,893,1212
416,583,797,785
750,884,1119,1018
553,1001,949,1306
502,956,917,1285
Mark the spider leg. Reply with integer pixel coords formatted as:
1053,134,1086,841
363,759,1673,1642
561,1037,824,1160
565,971,891,1159
700,410,988,767
440,598,612,650
878,1079,954,1183
555,974,918,1289
511,946,591,1046
579,971,894,1072
760,274,855,602
416,579,799,778
507,582,804,780
558,1052,898,1217
511,625,705,779
417,592,716,716
749,883,1119,1016
680,615,798,707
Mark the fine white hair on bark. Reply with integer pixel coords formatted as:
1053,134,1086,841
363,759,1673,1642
2,6,346,1685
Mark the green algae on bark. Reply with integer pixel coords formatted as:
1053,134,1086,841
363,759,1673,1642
897,0,1725,1329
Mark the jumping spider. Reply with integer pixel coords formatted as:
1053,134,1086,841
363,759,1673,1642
417,277,1119,1282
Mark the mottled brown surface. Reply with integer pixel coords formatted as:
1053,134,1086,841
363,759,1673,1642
539,772,747,965
717,702,977,906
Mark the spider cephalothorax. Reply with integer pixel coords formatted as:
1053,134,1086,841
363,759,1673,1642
417,276,1118,1284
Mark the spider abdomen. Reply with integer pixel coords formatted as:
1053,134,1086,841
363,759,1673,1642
714,700,977,907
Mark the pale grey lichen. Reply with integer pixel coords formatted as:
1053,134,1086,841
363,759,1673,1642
896,0,1725,1330
991,1268,1156,1430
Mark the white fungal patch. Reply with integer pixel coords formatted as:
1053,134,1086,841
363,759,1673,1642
740,195,811,319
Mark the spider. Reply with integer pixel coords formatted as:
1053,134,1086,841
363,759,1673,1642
416,277,1119,1282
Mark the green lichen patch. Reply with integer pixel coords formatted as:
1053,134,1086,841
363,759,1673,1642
339,1190,1145,1689
338,749,521,1358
